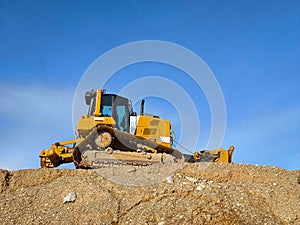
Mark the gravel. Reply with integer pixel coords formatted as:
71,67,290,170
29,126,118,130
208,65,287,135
0,163,299,224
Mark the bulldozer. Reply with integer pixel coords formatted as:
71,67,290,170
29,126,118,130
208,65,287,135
39,89,234,168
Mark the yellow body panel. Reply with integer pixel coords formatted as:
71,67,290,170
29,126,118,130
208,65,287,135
136,115,171,148
77,115,116,137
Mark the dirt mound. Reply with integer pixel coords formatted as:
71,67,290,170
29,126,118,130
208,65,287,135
0,163,299,224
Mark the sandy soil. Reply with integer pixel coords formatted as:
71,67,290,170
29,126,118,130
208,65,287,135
0,162,299,225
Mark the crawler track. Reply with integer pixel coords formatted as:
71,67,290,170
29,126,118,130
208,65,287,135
73,126,184,169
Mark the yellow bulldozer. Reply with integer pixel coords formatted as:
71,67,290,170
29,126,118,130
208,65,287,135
39,89,234,168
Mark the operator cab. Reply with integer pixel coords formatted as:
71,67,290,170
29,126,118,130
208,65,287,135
85,90,133,133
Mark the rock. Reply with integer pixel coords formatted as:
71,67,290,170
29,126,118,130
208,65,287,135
196,183,206,191
185,176,197,183
127,168,136,173
207,180,214,185
63,192,76,204
166,176,173,184
206,214,212,220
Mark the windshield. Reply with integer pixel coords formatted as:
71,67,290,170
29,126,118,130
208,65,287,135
87,94,131,132
114,96,130,132
101,95,113,116
88,95,113,116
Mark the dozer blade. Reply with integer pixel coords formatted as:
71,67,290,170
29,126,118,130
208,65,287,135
191,146,235,163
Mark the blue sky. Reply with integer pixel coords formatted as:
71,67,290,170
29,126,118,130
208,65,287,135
0,0,299,170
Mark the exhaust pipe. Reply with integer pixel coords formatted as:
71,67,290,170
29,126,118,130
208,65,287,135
140,99,145,115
